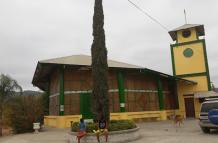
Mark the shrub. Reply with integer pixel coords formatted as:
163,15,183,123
109,120,136,131
86,122,98,133
5,95,44,134
71,120,136,133
71,122,79,132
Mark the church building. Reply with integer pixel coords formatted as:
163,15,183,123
32,24,215,128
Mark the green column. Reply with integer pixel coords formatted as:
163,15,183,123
59,66,65,116
157,78,164,110
117,71,126,112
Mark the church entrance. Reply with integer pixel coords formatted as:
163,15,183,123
184,97,195,118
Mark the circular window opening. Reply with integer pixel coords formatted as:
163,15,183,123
182,30,191,38
183,48,194,58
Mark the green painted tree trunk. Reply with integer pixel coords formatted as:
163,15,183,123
91,0,109,122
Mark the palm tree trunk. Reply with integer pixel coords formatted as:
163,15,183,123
91,0,109,122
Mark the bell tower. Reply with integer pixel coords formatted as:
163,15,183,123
169,24,211,91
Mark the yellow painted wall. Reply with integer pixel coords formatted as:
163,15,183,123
173,42,206,75
44,115,82,128
172,26,209,119
177,28,198,43
44,110,178,128
176,76,209,118
184,76,208,91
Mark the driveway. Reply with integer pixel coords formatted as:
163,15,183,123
133,119,218,143
0,119,217,143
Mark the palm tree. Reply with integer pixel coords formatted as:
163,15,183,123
0,74,22,136
91,0,109,122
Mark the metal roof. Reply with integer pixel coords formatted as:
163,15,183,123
32,55,197,90
194,91,218,98
169,24,205,41
40,54,143,69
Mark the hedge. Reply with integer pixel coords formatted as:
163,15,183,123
4,95,45,134
71,120,137,133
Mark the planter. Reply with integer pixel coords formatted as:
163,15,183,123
33,122,40,133
69,127,141,143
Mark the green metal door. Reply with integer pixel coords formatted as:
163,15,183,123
80,93,93,119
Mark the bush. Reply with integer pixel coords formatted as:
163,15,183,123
71,120,136,133
4,95,44,134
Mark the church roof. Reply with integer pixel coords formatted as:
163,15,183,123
39,54,142,69
32,55,197,90
169,24,205,41
194,91,218,98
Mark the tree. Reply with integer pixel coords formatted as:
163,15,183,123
91,0,109,122
0,74,22,136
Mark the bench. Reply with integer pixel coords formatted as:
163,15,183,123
76,131,87,143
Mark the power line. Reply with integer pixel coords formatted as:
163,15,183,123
127,0,169,31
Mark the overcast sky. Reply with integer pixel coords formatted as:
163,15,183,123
0,0,217,91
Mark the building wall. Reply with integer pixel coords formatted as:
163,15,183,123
163,80,178,110
108,70,120,113
177,28,197,43
64,68,91,115
48,67,178,116
171,27,210,118
173,42,206,75
49,70,59,115
124,72,159,112
177,76,208,118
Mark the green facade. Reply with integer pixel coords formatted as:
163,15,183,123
117,71,126,112
157,78,164,110
80,93,93,119
59,66,65,116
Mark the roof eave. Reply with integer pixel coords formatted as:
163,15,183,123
139,68,196,84
168,24,205,41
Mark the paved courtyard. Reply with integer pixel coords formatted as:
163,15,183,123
134,119,218,143
0,119,218,143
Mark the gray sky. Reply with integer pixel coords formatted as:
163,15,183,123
0,0,217,90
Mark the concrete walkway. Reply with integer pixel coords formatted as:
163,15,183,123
0,128,70,143
0,120,218,143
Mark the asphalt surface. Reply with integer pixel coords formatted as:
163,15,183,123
0,119,218,143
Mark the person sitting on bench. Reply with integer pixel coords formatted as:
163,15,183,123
93,117,108,142
76,118,87,143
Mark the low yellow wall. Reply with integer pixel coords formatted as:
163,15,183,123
44,115,82,128
111,111,162,120
44,110,178,128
